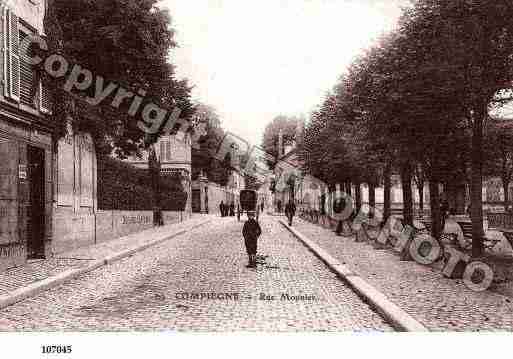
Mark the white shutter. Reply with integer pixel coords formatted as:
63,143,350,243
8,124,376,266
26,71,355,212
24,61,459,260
7,9,19,102
2,7,7,97
0,6,4,91
40,81,52,113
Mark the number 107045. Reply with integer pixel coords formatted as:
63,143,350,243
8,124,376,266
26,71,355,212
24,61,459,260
41,345,72,354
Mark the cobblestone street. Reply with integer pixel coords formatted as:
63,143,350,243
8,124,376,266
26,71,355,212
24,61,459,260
0,216,392,332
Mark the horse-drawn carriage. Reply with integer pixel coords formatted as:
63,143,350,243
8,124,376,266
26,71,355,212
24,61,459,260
238,189,259,221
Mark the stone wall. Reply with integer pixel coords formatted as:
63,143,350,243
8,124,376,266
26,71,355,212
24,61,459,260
163,210,185,224
94,210,154,245
52,209,188,254
52,207,95,255
0,242,26,272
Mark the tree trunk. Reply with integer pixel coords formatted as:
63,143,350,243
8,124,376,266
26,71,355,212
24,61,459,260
429,180,441,239
471,107,485,258
345,181,352,198
401,162,414,226
418,181,424,217
503,178,510,211
369,183,376,219
320,192,326,216
383,164,391,223
355,182,362,213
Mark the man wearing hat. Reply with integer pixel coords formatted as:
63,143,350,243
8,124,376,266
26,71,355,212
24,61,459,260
242,211,262,268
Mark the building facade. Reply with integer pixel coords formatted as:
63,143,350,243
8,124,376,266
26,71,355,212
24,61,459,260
273,146,329,213
0,0,54,269
127,133,193,215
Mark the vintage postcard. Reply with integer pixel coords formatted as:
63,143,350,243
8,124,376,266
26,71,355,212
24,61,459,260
0,0,513,356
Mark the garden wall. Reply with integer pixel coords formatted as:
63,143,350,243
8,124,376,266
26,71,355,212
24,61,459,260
53,209,189,254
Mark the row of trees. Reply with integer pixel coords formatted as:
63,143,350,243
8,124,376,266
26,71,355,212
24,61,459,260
299,0,513,257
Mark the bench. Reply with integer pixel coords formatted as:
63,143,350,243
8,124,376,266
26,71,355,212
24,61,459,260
455,221,501,252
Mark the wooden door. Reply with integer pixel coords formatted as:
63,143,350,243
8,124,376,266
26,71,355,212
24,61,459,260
27,145,45,259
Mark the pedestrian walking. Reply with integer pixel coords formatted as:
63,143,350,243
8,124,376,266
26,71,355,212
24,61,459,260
285,200,296,226
237,204,241,221
440,198,449,232
220,201,225,217
277,200,282,213
242,212,262,268
261,202,264,212
229,202,235,216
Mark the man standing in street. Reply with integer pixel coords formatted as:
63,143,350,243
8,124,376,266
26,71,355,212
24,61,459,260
285,200,296,226
440,198,449,232
242,212,262,268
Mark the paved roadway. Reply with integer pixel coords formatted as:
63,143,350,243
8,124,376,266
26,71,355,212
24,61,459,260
0,216,392,331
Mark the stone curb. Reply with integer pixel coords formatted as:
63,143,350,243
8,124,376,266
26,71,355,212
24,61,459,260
279,219,428,332
0,219,211,311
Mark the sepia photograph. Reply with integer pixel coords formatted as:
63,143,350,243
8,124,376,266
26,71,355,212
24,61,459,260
0,0,513,356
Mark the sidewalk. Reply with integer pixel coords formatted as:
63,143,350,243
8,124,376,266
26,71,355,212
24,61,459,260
292,218,513,331
0,215,211,298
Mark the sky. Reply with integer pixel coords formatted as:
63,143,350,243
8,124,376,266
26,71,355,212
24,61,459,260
162,0,409,146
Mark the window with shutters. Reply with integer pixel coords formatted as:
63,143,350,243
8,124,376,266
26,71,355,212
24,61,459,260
1,11,52,113
5,10,20,102
19,29,37,107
